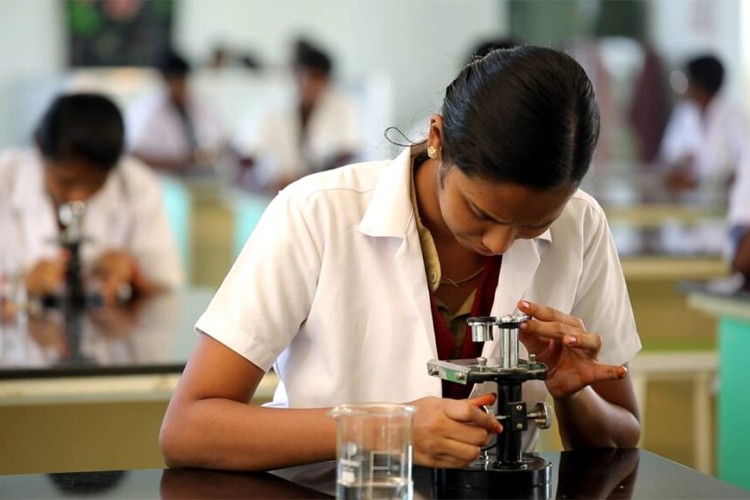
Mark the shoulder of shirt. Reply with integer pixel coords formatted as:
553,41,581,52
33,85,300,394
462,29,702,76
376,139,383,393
0,148,37,182
0,149,28,200
279,158,394,202
561,189,607,221
0,147,30,170
113,156,162,190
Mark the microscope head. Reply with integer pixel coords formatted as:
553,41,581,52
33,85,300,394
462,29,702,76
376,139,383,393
58,201,86,246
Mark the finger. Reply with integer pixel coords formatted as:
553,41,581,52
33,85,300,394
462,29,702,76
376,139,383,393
590,363,628,383
417,440,482,467
559,331,603,352
521,320,602,352
416,449,478,469
445,399,502,434
520,317,582,342
467,392,496,408
518,300,585,329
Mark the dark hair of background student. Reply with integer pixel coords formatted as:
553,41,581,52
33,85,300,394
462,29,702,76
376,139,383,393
293,39,333,77
686,54,724,95
34,93,125,172
439,45,600,190
158,49,191,78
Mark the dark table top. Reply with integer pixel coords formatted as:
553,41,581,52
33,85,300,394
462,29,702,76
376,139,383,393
0,449,747,499
0,287,214,380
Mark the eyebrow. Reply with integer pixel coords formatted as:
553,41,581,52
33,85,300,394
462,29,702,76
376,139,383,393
469,201,555,230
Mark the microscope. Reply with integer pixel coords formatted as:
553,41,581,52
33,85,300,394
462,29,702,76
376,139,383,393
427,314,553,494
57,201,88,310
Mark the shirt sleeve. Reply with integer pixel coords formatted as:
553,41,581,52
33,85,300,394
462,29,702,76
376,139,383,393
571,199,642,366
195,186,322,371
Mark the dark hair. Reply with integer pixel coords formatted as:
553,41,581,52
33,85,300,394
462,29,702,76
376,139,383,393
686,54,724,95
467,37,521,64
158,49,191,77
293,39,333,76
441,45,600,189
34,93,125,171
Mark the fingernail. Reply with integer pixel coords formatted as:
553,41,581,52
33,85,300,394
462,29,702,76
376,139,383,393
495,422,503,433
519,300,529,309
565,336,577,345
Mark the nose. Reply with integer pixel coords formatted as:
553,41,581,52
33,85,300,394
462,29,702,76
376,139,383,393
482,225,516,255
62,187,92,204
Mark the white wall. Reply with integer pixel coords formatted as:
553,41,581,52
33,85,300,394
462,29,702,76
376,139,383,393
2,0,748,148
175,0,508,153
0,0,65,148
648,0,744,101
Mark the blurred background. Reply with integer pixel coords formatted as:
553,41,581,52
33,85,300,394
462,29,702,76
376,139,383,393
1,0,749,485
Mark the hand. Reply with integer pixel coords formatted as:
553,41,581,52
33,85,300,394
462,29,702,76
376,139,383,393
664,156,697,193
91,250,135,305
408,393,502,468
1,299,18,324
25,257,66,296
517,300,627,399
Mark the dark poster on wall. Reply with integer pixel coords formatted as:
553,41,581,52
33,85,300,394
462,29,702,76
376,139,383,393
66,0,175,67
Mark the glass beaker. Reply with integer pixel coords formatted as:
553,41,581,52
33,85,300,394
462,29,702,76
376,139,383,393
329,403,416,500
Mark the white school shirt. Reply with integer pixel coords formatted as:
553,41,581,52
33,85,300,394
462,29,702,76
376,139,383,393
235,86,361,186
126,90,227,167
196,148,641,442
660,96,748,188
0,149,184,288
728,147,750,227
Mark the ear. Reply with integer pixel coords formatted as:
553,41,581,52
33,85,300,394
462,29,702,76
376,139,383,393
427,114,444,151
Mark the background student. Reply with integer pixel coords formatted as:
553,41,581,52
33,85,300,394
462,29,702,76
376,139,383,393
0,92,184,305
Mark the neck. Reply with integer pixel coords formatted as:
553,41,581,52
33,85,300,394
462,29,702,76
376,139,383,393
414,158,454,244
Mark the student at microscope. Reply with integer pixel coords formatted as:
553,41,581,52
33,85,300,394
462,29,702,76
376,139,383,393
161,46,641,471
0,92,184,305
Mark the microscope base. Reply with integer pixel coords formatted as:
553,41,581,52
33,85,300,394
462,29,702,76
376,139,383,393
433,454,551,492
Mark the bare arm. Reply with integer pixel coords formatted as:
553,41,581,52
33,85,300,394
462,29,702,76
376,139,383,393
160,334,338,471
554,374,640,449
732,230,750,279
160,334,503,471
518,300,641,449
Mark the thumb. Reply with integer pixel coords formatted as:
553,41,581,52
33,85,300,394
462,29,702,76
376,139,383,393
467,392,497,408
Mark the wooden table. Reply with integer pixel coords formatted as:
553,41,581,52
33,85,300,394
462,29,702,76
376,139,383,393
0,287,278,474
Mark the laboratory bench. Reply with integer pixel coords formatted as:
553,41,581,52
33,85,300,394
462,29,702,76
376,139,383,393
0,449,747,499
681,278,750,490
0,287,278,475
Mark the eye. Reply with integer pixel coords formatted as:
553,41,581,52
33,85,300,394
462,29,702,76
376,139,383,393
467,202,492,222
472,209,491,221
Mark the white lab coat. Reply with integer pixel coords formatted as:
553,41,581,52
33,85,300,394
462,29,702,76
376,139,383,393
0,149,184,288
660,95,749,203
235,86,362,187
126,89,227,167
728,148,750,227
196,148,641,445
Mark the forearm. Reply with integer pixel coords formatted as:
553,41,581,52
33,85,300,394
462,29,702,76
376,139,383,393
732,231,750,277
554,385,640,449
160,398,337,471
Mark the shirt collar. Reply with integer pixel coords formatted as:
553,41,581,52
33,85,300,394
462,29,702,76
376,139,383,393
357,147,553,245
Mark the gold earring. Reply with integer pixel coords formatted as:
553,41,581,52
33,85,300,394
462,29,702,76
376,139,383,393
427,145,439,159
